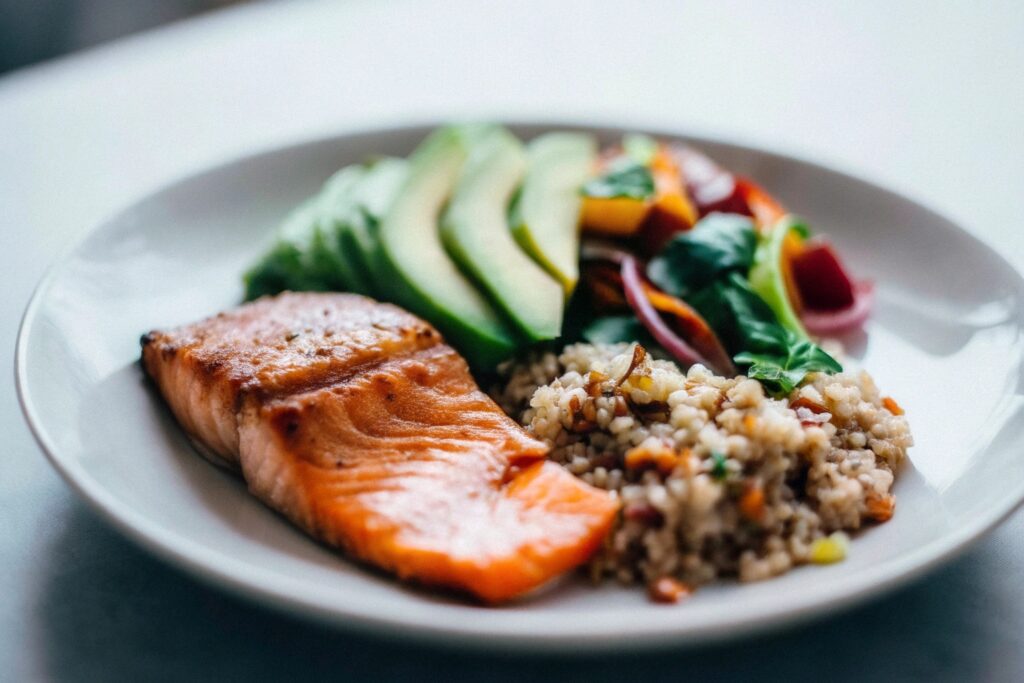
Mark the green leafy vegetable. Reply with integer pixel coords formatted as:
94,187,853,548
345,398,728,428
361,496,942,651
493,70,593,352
710,451,729,480
689,273,841,396
735,337,842,396
648,213,757,297
580,158,655,200
578,147,837,396
689,273,777,354
622,133,658,165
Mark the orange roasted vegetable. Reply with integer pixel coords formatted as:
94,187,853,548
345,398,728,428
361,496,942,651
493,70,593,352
580,195,651,236
640,148,699,250
781,228,805,314
581,145,697,240
736,177,804,312
882,396,905,416
738,480,767,523
865,493,896,522
641,283,735,377
579,251,734,375
735,177,786,231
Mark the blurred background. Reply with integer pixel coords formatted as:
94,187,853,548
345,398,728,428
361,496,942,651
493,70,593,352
0,0,239,73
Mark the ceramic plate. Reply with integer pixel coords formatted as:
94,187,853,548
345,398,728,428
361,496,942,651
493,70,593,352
17,122,1024,650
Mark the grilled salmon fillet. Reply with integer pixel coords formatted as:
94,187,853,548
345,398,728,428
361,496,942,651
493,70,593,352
141,292,618,602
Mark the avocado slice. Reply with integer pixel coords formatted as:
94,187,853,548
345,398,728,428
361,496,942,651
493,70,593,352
378,126,518,368
314,165,376,296
244,186,362,300
510,132,597,294
442,128,564,342
336,157,408,296
308,176,368,296
246,162,409,301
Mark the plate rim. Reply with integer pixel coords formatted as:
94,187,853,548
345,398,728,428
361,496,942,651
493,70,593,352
16,119,1024,651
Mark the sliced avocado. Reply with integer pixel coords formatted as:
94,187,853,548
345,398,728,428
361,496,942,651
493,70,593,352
244,194,359,300
246,163,401,301
749,215,809,338
510,132,597,294
357,157,410,222
314,165,374,296
243,239,308,301
442,128,564,342
336,157,408,295
378,126,518,368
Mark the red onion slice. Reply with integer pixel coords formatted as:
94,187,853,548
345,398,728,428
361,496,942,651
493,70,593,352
620,255,728,374
580,242,630,265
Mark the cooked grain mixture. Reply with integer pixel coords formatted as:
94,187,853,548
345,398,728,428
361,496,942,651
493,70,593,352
495,342,912,597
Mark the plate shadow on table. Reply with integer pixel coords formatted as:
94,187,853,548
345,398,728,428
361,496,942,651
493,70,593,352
31,498,1023,683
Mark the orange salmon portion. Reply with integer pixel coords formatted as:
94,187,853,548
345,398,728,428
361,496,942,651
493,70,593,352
140,293,441,467
141,292,618,602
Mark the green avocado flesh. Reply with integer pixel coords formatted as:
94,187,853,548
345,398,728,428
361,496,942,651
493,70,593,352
510,132,597,294
244,165,366,300
378,126,518,367
334,157,408,295
313,165,374,296
244,158,410,301
442,128,564,342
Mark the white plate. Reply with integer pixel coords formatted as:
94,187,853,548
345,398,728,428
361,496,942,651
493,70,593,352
17,122,1024,650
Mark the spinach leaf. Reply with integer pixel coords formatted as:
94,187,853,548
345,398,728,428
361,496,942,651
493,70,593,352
581,172,838,396
580,158,655,200
688,273,778,355
736,338,842,396
647,213,757,297
689,272,841,396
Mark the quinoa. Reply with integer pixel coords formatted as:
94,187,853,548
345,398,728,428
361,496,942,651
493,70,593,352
495,342,912,594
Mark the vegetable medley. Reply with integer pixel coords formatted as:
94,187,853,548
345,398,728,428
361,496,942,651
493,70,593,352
244,125,873,393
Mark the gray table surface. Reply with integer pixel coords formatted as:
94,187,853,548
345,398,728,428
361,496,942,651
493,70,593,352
3,1,1024,680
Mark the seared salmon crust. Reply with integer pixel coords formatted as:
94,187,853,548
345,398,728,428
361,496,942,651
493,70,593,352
141,292,618,602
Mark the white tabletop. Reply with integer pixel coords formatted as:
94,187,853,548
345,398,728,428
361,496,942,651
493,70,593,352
4,1,1024,679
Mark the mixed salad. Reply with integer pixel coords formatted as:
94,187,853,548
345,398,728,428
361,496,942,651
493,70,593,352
245,124,873,392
